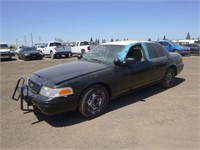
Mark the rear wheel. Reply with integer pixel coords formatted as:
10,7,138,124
81,49,85,54
50,52,55,59
174,50,180,54
78,85,109,119
161,68,175,88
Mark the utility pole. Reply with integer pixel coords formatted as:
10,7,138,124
24,35,27,45
16,39,18,48
31,32,33,46
38,36,41,43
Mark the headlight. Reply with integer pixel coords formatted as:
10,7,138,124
40,86,74,98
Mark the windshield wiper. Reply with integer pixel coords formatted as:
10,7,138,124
90,58,103,64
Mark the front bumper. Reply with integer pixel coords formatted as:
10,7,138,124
0,52,12,59
180,50,190,55
12,78,78,115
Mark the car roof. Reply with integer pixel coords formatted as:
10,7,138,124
102,41,139,46
101,40,154,46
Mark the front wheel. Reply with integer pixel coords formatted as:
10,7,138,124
78,85,109,119
161,68,175,88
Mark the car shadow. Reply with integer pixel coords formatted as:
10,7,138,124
0,58,17,62
31,77,185,127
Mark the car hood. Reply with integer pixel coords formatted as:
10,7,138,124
0,49,10,52
34,60,111,84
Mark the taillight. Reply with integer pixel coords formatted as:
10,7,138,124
87,46,90,50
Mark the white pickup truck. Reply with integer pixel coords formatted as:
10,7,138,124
0,43,13,60
71,41,91,55
41,42,72,59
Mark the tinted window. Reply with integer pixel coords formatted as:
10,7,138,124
155,44,166,57
0,44,9,49
80,41,90,46
146,43,166,59
49,42,62,46
23,47,37,51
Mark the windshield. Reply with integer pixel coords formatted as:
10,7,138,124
83,45,125,64
35,43,47,48
169,41,179,46
0,44,9,49
23,47,37,51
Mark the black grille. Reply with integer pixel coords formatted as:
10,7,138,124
28,79,40,93
29,53,39,58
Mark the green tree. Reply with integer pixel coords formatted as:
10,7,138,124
148,38,151,41
163,35,166,40
90,37,93,44
9,44,16,49
186,33,191,39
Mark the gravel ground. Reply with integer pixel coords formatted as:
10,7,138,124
0,55,199,150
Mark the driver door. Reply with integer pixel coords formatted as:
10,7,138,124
116,44,152,93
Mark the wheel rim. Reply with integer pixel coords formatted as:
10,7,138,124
87,90,106,114
166,71,173,84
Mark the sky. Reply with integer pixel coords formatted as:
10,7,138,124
1,0,199,45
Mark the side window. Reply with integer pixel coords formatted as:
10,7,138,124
155,44,166,57
126,45,144,62
146,43,166,59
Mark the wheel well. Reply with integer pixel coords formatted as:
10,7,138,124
173,49,179,52
80,83,112,100
169,65,177,76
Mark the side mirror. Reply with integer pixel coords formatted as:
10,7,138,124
113,58,122,66
125,58,136,64
77,54,82,59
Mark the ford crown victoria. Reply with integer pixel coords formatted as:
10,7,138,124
12,41,184,119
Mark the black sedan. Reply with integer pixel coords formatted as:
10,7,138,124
13,41,184,119
18,46,43,61
183,43,200,55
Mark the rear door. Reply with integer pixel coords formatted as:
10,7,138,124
145,43,168,82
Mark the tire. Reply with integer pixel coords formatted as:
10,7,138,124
50,52,55,59
78,85,109,119
173,50,180,54
81,49,85,54
18,54,21,60
161,68,175,88
23,56,28,61
65,53,69,58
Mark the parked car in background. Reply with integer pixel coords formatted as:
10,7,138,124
183,43,200,55
15,46,25,54
71,41,91,55
0,43,13,60
157,41,190,56
41,41,72,59
18,46,43,61
35,43,47,52
13,41,184,119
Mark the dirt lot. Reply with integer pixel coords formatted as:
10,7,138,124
0,56,200,150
